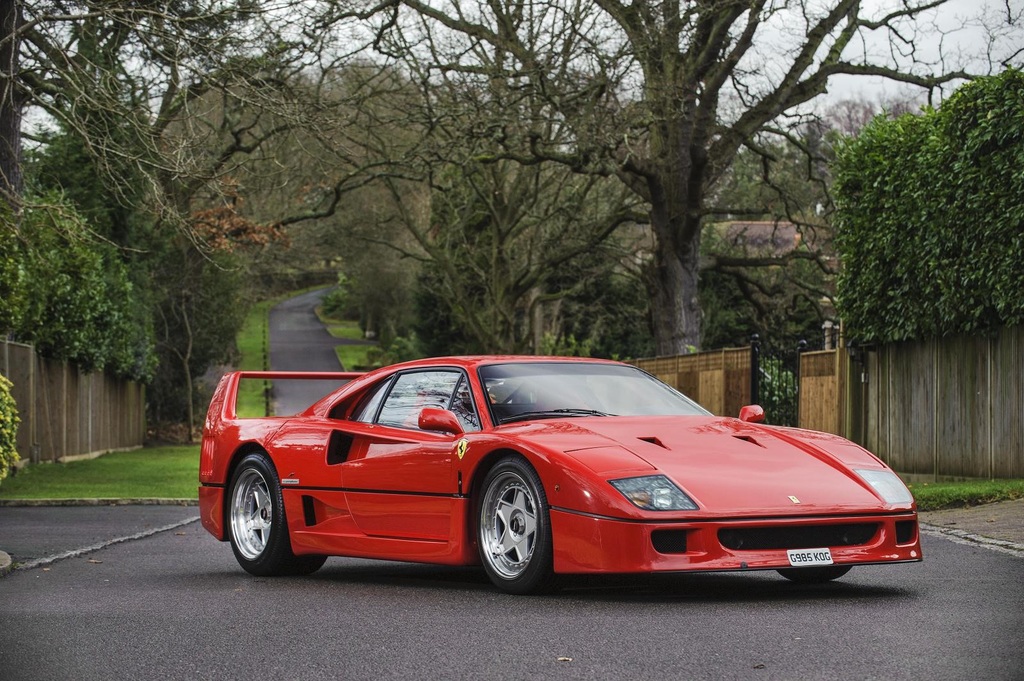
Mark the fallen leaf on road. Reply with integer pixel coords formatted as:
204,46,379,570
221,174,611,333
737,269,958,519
754,663,766,669
87,559,103,564
175,532,187,536
557,657,573,663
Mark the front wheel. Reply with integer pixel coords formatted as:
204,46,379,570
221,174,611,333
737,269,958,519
477,456,556,594
777,565,852,584
227,452,326,576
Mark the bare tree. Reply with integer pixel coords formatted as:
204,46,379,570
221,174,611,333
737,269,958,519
351,0,1020,353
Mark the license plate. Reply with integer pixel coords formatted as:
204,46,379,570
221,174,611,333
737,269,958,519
787,548,833,567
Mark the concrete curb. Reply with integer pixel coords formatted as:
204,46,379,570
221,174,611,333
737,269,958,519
8,516,200,574
919,522,1024,558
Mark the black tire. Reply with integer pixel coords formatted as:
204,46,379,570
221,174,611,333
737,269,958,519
227,452,326,576
476,456,557,594
777,565,852,584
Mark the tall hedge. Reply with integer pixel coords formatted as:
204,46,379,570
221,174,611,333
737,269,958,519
0,374,19,483
833,69,1024,343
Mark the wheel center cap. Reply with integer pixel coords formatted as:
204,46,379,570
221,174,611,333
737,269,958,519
510,512,524,536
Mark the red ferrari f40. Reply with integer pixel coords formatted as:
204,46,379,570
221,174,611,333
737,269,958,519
199,357,921,594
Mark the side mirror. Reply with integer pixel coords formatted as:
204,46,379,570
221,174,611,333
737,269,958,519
738,404,765,424
418,407,464,435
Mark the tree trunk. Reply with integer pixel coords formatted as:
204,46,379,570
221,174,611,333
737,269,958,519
650,229,702,356
0,0,22,211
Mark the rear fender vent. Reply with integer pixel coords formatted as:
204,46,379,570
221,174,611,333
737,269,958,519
733,435,765,448
638,436,668,449
302,495,317,526
327,431,354,465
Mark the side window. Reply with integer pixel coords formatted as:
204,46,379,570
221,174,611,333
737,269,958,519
377,371,462,429
350,378,393,423
449,375,480,432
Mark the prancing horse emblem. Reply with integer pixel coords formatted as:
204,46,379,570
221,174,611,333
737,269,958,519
456,438,469,460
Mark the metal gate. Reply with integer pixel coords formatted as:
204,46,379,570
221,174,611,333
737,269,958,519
750,335,811,427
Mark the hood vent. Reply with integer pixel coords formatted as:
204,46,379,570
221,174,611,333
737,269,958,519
638,436,668,449
733,434,766,448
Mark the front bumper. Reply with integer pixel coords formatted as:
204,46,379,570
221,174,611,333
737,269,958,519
550,508,921,574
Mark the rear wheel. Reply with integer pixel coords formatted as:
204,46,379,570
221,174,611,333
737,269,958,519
777,565,851,584
228,452,326,576
477,456,556,594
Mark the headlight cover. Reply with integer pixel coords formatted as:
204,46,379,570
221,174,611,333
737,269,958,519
856,469,914,505
608,475,698,511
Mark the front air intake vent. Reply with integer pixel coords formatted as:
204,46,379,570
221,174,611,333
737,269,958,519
895,520,917,544
651,529,688,554
718,523,879,551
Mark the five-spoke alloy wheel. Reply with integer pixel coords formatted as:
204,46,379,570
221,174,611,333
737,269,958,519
477,456,555,594
227,452,326,576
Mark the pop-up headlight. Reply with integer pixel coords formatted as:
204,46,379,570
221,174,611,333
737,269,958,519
608,475,698,511
856,469,914,505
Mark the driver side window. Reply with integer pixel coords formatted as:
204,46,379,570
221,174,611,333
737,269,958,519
376,371,462,430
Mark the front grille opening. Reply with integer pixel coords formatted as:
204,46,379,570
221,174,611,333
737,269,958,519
651,529,688,554
895,520,917,544
718,523,879,551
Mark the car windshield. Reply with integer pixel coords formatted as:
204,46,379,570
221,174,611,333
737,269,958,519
479,362,710,425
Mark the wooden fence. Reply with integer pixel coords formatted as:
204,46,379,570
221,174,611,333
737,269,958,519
636,347,753,420
0,340,145,464
857,326,1024,480
635,326,1023,479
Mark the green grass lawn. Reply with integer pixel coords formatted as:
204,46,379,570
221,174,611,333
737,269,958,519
0,446,200,500
909,478,1024,511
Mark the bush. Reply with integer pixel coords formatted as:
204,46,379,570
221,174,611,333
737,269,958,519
833,69,1024,343
0,374,20,483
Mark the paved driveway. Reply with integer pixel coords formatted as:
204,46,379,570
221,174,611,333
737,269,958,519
267,287,369,415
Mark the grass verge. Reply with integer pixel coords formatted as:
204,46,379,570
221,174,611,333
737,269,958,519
0,446,200,500
909,479,1024,512
235,298,275,418
316,309,379,371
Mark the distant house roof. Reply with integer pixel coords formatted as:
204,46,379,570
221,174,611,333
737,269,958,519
721,221,801,253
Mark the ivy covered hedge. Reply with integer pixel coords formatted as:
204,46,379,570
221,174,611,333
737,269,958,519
0,374,19,483
1,196,156,381
833,69,1024,343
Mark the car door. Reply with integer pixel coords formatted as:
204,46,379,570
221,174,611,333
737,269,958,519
340,369,477,540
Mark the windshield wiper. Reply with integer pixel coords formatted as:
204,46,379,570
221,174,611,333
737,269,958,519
500,408,613,424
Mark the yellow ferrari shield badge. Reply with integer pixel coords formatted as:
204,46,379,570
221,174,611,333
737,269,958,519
456,438,469,460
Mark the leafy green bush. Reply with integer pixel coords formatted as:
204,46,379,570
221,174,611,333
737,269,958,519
321,272,358,320
0,374,20,483
8,196,156,380
833,69,1024,342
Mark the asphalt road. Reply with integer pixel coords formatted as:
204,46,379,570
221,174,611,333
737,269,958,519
267,287,369,415
0,514,1021,681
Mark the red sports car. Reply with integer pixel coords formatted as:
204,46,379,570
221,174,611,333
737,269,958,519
199,356,921,594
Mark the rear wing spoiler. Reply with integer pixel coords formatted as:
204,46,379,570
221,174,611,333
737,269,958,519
216,370,367,420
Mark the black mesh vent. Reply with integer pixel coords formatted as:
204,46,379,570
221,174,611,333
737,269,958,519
651,529,688,554
895,520,917,544
327,431,354,465
302,495,317,527
718,523,878,551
